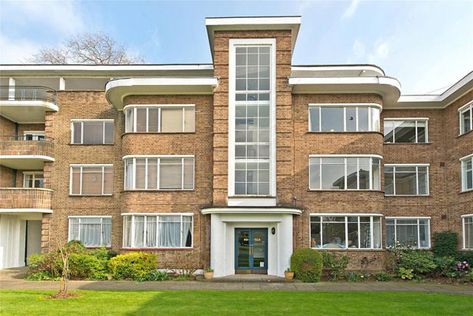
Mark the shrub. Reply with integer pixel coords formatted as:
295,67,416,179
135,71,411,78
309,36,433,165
374,272,392,282
322,252,349,281
345,271,362,282
432,231,458,258
26,252,62,279
145,270,169,281
399,268,414,280
69,253,108,280
398,250,437,276
108,252,157,281
290,248,323,283
456,251,473,264
433,256,457,277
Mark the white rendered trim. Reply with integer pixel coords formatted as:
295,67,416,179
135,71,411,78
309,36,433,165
0,208,52,213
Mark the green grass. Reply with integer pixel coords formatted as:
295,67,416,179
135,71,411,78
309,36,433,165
1,290,472,315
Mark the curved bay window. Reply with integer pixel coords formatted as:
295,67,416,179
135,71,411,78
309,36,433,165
124,105,195,133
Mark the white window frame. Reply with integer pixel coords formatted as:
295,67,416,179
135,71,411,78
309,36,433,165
462,214,473,250
68,216,112,247
385,216,431,249
69,164,113,196
383,118,429,143
460,153,473,192
308,103,382,132
22,171,44,188
124,104,195,133
309,213,383,250
308,154,382,191
228,38,277,199
384,163,430,196
122,155,195,191
459,101,473,135
23,131,45,141
70,119,114,144
121,213,193,249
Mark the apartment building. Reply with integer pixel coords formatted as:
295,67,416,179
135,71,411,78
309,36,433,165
0,16,471,276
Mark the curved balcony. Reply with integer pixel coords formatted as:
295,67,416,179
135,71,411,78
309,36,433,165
0,86,58,123
0,136,54,170
0,188,53,212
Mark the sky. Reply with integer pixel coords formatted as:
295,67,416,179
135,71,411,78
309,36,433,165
0,0,472,94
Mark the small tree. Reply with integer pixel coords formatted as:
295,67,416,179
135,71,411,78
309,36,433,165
54,241,85,298
31,32,143,64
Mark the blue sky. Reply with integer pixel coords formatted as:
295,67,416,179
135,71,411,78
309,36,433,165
0,0,472,94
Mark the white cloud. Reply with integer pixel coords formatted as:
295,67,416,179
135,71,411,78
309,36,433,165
368,40,390,63
0,34,41,63
342,0,360,19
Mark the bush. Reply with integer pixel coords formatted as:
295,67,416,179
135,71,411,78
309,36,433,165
374,272,392,282
433,256,457,278
399,267,414,280
290,248,323,283
433,231,458,258
108,252,157,281
456,251,473,264
345,271,362,282
145,270,169,281
69,253,108,280
26,252,62,279
398,250,437,276
322,252,349,281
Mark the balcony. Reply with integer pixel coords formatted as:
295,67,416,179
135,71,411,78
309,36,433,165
0,137,54,169
0,188,53,212
0,86,58,123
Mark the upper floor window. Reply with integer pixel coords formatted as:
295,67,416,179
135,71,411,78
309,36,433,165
384,164,429,196
462,215,473,250
23,172,44,188
459,101,473,135
310,215,382,249
68,216,112,247
123,214,192,248
70,165,113,196
23,131,45,141
309,155,381,190
461,154,473,192
309,104,381,132
124,156,194,190
124,105,195,133
386,217,431,249
384,118,428,143
71,120,114,144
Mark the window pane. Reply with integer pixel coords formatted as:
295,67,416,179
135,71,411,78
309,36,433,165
419,219,429,248
69,218,80,241
135,158,146,189
394,121,416,143
396,220,419,247
81,167,103,195
418,167,428,195
346,107,357,132
321,107,344,132
83,121,103,144
395,167,417,195
358,158,370,189
371,108,380,132
123,216,131,247
461,109,471,133
384,120,394,143
145,216,157,247
321,217,345,248
183,158,194,189
346,158,358,189
148,108,159,132
359,217,371,248
136,108,147,132
309,159,321,189
24,174,34,188
133,216,145,248
182,216,193,247
309,107,319,131
103,167,113,194
384,166,394,194
160,158,182,189
417,121,426,143
125,159,133,190
347,218,358,248
125,109,134,133
158,216,181,247
465,217,473,249
147,158,158,190
321,158,345,189
373,217,382,248
386,222,395,247
104,122,114,144
372,158,380,190
184,108,195,132
358,107,369,131
161,108,183,132
73,122,82,144
310,217,321,248
79,218,102,246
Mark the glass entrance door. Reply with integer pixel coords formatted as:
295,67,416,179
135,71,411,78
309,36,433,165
235,228,268,273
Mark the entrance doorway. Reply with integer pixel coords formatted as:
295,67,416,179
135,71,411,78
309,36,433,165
235,228,268,274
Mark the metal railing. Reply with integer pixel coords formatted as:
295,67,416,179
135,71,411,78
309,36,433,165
0,86,57,103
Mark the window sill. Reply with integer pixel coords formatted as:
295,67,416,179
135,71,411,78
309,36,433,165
121,132,196,137
307,189,383,193
460,189,473,194
120,247,193,251
306,131,383,135
69,194,113,197
311,248,384,252
68,143,114,146
384,194,431,197
458,129,473,138
383,142,431,145
123,189,195,192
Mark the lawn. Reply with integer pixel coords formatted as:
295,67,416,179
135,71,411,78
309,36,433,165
1,290,472,315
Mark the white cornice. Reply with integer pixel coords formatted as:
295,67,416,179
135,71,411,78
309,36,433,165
201,207,302,215
0,208,53,213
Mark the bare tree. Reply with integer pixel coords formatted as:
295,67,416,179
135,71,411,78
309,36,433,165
31,32,143,64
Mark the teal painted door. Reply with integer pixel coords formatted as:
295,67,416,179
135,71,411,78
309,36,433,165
235,228,268,273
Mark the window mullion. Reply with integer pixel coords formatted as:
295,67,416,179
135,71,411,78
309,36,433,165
81,122,84,144
394,219,397,245
344,216,348,249
393,167,396,195
344,158,348,190
79,166,83,195
370,217,374,249
181,158,185,190
158,108,161,132
180,215,183,247
319,107,321,131
157,158,161,189
417,219,421,248
415,120,418,143
320,217,323,248
143,216,147,248
145,158,148,190
416,166,419,195
357,217,361,248
131,216,135,248
102,121,106,144
319,158,322,190
343,107,347,132
101,166,105,195
182,108,185,132
133,158,136,190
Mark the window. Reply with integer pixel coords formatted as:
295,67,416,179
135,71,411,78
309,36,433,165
462,215,473,249
123,214,192,248
71,120,114,144
124,156,194,190
68,217,111,247
230,39,275,198
309,104,381,132
384,164,429,196
459,101,473,135
70,165,113,195
309,156,381,190
23,172,44,188
461,154,473,192
384,119,428,143
23,131,45,141
310,215,382,249
124,105,195,133
386,217,430,249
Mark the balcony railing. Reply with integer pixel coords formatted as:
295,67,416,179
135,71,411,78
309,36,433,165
0,136,54,157
0,188,53,209
0,86,57,104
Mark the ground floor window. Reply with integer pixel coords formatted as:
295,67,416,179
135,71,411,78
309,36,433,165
123,214,192,248
463,215,473,249
386,217,430,249
68,216,112,247
310,215,382,249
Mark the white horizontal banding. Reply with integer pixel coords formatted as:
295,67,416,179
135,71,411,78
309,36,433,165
123,104,195,110
122,155,194,160
200,208,302,215
310,213,384,217
0,155,54,161
385,216,431,219
308,103,382,109
384,163,430,167
0,208,52,213
121,213,194,216
68,215,112,218
309,154,383,159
